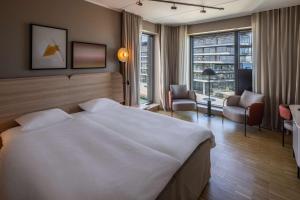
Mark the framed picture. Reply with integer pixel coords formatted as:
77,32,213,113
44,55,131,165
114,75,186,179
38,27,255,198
72,42,107,69
30,24,68,70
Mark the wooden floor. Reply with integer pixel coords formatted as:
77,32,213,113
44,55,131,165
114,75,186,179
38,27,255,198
159,111,300,200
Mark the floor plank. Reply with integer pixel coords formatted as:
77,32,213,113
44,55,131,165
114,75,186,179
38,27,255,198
158,111,300,200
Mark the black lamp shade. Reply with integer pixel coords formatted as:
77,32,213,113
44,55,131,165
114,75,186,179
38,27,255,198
202,68,216,76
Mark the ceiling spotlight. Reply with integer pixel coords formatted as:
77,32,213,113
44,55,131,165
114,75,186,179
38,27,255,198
139,0,224,11
136,0,143,6
171,3,177,10
200,7,206,13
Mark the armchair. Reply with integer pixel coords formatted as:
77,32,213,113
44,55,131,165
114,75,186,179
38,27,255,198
169,85,198,119
223,90,265,136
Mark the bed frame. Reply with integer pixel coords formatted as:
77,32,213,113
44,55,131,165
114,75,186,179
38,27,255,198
0,72,123,133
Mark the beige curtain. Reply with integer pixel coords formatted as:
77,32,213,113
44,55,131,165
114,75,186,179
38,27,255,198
252,5,300,129
153,28,162,105
178,25,190,89
156,25,180,110
122,11,142,106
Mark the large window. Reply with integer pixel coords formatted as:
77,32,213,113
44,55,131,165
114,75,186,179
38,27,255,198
239,31,252,69
139,33,154,104
191,30,252,107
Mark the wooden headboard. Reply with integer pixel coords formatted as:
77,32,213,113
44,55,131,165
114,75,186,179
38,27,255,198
0,72,123,132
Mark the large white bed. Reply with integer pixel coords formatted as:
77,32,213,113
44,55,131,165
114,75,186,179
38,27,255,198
0,100,215,200
0,74,215,200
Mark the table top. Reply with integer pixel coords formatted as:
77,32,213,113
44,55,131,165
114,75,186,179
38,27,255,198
289,105,300,128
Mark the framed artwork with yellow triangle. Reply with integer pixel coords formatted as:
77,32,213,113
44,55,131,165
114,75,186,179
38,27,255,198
30,24,68,70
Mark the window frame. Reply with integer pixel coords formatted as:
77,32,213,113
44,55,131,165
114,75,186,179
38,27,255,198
238,30,253,70
140,32,155,105
189,29,252,108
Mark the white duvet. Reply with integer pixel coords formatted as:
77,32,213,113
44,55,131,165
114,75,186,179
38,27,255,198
77,106,215,164
0,117,181,200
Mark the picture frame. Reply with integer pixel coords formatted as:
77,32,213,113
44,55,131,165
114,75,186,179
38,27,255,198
71,41,107,69
30,24,68,70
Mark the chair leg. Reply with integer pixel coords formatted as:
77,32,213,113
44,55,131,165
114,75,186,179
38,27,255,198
244,118,247,137
282,129,285,147
196,110,199,121
258,124,262,131
171,110,174,117
222,114,224,124
293,150,295,158
298,167,300,179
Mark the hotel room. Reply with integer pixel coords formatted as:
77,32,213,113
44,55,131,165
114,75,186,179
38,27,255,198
0,0,300,199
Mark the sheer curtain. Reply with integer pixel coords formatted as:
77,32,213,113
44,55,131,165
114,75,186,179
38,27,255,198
122,11,142,106
178,25,190,88
252,5,300,129
156,25,180,110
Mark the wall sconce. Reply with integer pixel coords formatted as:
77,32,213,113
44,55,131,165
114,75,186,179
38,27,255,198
117,47,130,105
117,48,129,63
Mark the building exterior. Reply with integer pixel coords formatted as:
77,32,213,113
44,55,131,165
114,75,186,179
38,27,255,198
191,31,252,107
140,34,153,104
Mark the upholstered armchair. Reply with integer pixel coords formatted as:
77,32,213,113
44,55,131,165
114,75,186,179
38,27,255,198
223,90,265,136
169,85,197,119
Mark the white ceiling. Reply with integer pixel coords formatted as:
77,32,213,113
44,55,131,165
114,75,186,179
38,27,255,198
85,0,300,25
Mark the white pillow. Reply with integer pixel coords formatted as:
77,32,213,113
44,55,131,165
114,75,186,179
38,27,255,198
79,98,121,113
15,108,73,131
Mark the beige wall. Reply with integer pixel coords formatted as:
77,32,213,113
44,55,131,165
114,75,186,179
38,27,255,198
0,0,121,78
188,16,251,35
142,20,158,34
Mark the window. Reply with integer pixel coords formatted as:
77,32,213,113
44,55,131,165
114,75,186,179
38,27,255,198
139,33,154,104
191,30,252,107
239,31,252,69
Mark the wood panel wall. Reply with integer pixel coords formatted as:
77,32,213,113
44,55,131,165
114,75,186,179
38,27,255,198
0,72,123,132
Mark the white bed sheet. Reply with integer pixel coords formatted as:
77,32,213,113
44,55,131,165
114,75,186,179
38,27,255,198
0,117,180,200
76,106,215,164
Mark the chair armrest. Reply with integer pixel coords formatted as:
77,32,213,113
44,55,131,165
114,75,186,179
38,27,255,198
246,102,265,126
224,95,241,107
188,90,197,102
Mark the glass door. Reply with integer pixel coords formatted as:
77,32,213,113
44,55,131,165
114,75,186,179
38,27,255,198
237,30,253,94
140,33,154,104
